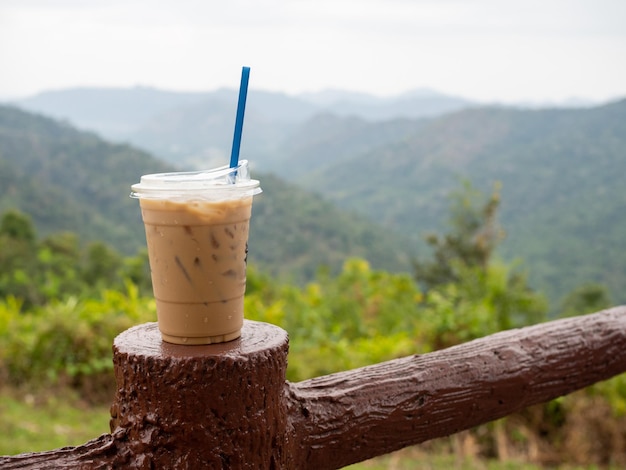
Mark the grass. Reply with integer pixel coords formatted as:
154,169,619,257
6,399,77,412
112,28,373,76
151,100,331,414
346,448,609,469
348,452,543,469
0,387,111,456
0,387,618,469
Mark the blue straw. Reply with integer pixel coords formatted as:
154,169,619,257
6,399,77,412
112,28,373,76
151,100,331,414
230,66,251,170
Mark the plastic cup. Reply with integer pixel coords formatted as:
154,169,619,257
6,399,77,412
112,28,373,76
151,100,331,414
131,160,261,344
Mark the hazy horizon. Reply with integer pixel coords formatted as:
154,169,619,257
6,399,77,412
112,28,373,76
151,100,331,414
2,84,620,110
1,0,625,105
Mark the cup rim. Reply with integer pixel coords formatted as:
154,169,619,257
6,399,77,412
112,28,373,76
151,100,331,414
130,160,261,199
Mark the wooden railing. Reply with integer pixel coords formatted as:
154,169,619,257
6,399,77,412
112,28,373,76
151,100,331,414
2,306,626,469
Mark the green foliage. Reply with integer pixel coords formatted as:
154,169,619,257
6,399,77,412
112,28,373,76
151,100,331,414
119,248,152,294
589,374,626,417
411,182,547,347
0,284,155,388
0,208,157,392
0,209,36,242
559,283,612,318
0,210,153,309
82,241,123,288
422,261,547,349
244,256,548,382
245,259,424,381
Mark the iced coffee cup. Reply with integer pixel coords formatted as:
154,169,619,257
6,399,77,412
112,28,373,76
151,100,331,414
130,160,261,345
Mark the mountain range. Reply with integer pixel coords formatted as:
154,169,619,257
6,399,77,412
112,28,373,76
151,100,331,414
13,86,471,171
5,87,626,308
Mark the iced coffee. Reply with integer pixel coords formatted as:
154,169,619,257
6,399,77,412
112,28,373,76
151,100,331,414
131,160,261,344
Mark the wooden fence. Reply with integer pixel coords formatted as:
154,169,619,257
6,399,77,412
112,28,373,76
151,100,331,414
1,306,626,469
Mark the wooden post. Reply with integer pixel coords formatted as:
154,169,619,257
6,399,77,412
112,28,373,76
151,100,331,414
108,321,292,468
1,306,626,469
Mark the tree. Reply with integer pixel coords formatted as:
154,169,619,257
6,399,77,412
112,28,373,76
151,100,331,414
0,210,35,243
120,248,152,296
0,210,39,306
82,241,123,289
560,283,612,318
413,180,504,291
413,181,547,346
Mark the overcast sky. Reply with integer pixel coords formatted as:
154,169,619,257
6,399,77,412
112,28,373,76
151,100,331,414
1,0,625,104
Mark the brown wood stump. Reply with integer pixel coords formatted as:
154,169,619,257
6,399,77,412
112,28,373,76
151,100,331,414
109,320,291,469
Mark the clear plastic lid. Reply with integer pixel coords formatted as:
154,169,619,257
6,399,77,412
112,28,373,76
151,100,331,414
130,160,261,200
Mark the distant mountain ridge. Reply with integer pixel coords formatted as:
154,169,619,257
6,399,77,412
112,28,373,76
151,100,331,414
298,87,472,120
15,86,216,137
14,86,472,171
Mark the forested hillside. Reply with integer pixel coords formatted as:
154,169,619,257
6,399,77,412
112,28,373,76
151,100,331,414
294,100,626,305
276,113,424,177
0,105,170,254
5,94,626,307
0,105,414,280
